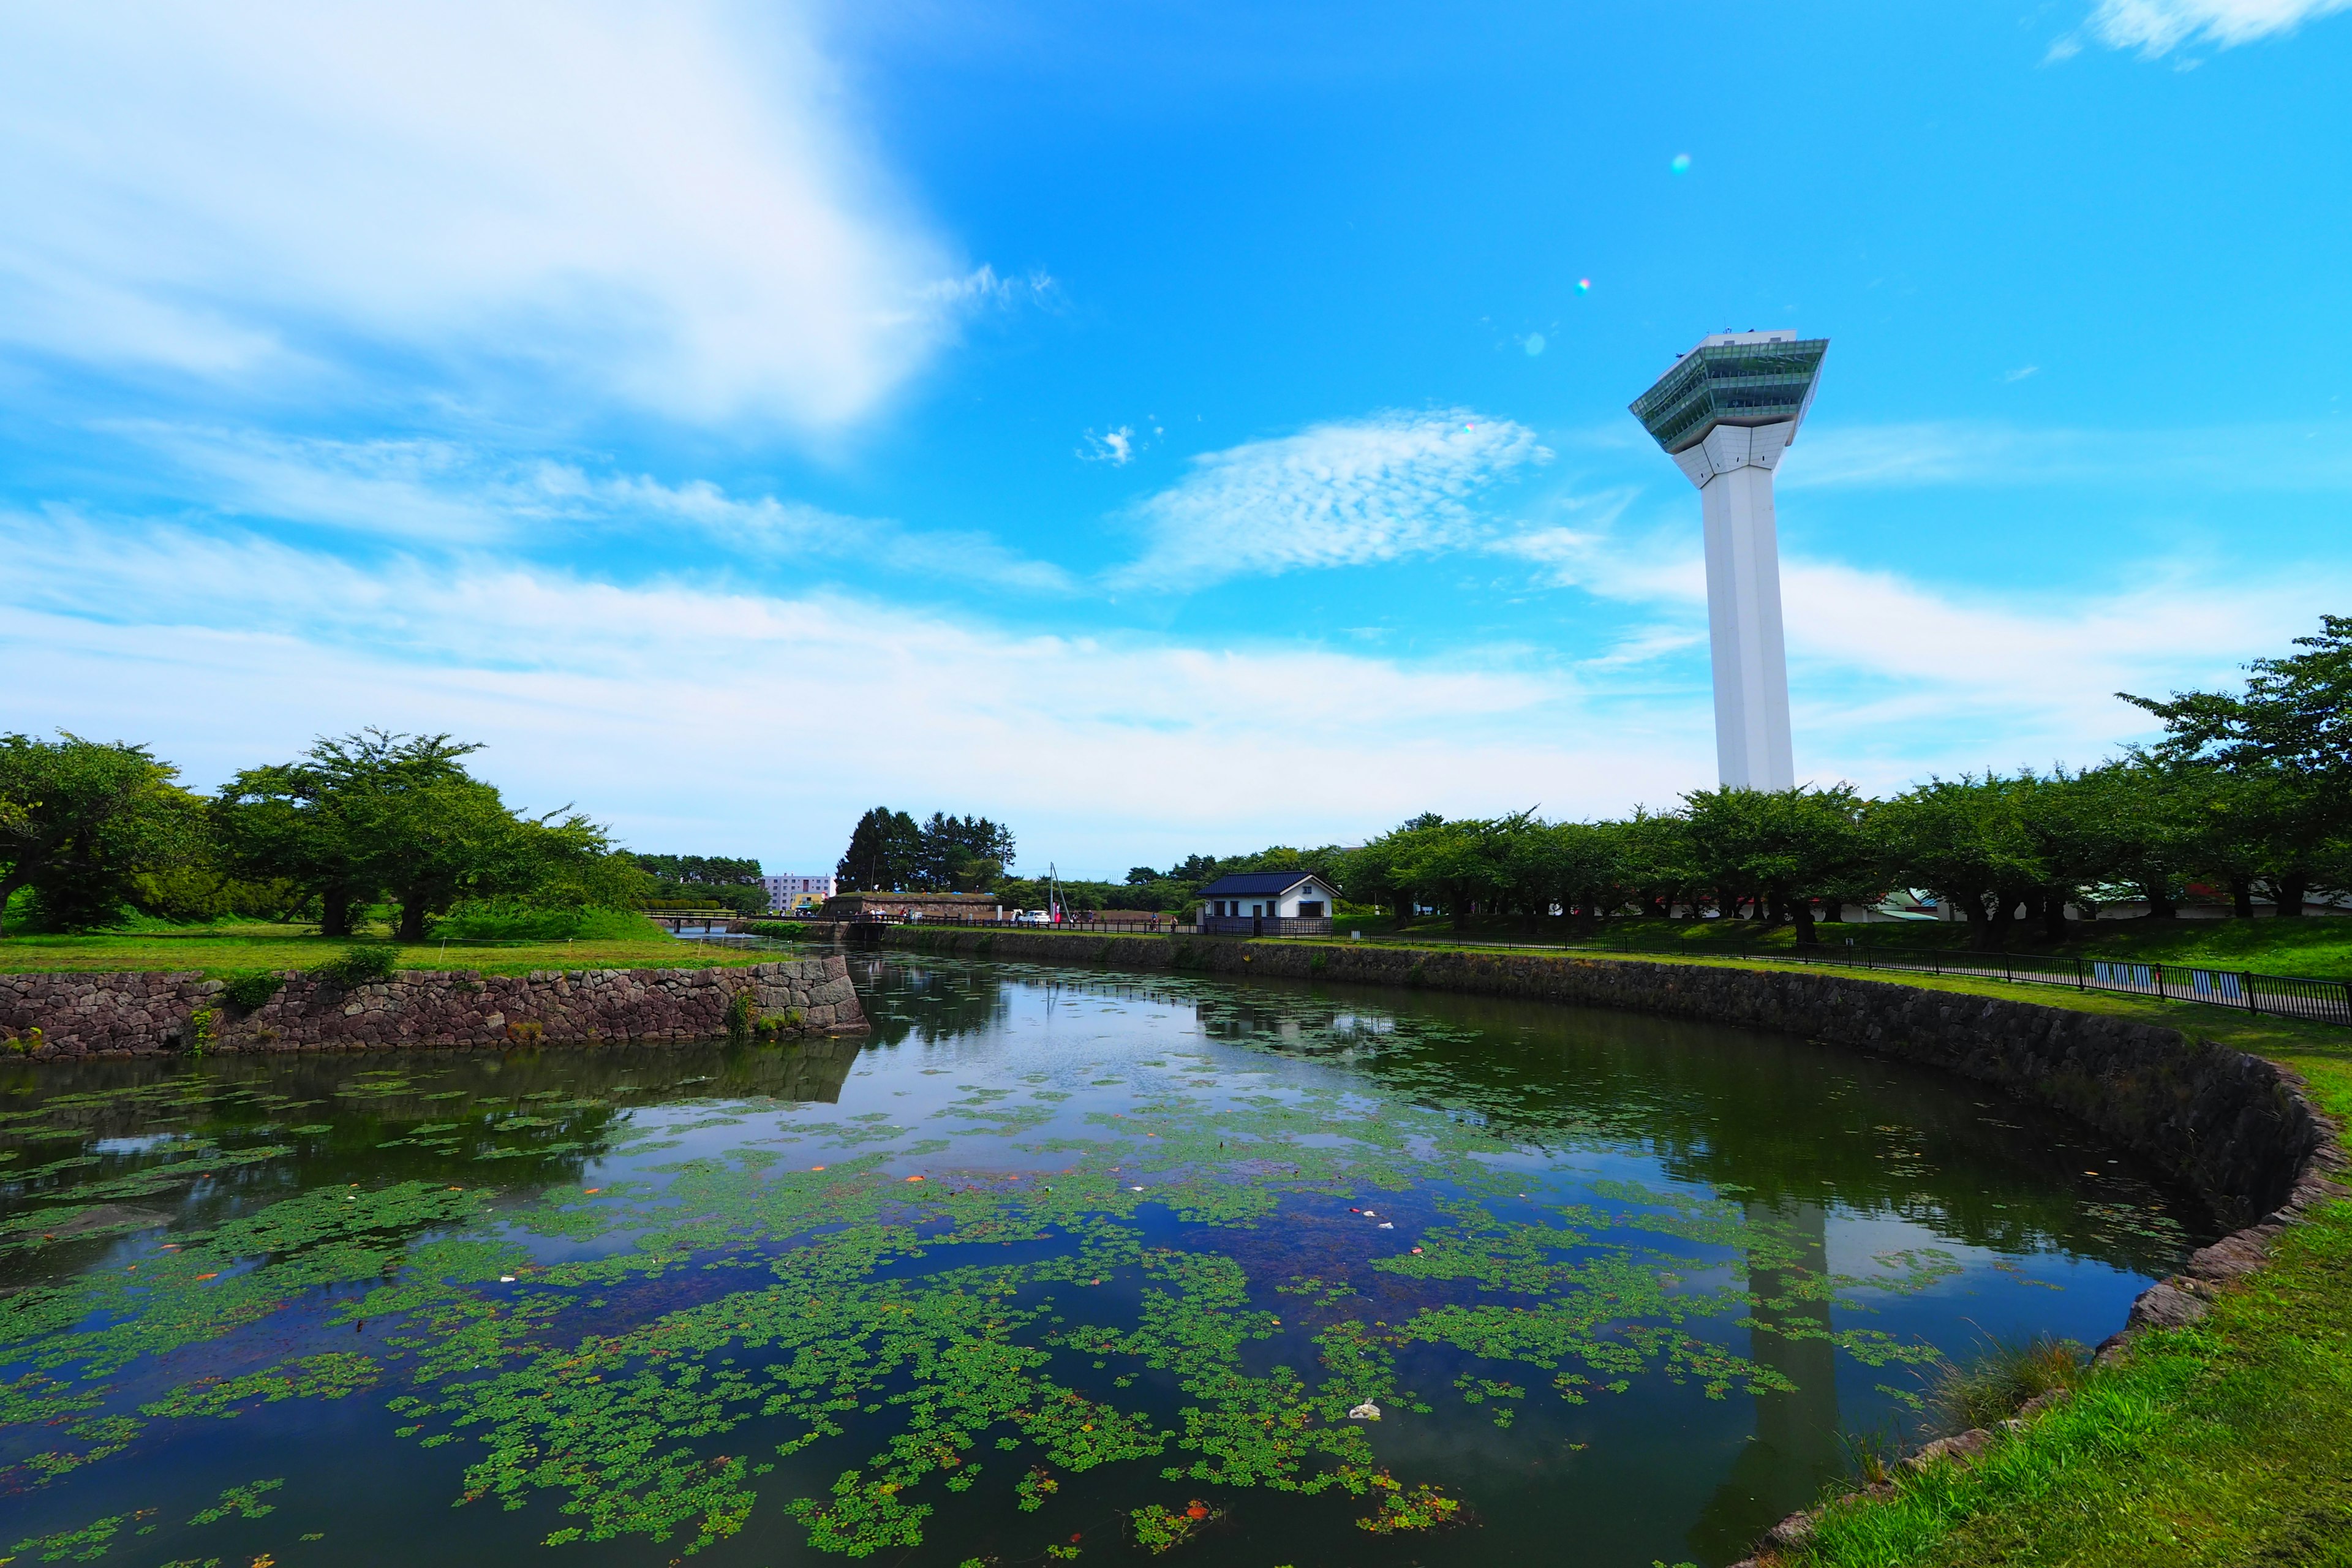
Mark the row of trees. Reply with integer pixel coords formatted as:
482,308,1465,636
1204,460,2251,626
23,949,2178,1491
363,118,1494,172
837,809,1017,893
1341,617,2352,945
2,729,639,938
631,854,767,916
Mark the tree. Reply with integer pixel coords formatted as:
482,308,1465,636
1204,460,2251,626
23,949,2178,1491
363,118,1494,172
2122,616,2352,916
1606,809,1699,919
1871,775,2049,948
915,813,1016,891
1682,785,1877,944
215,730,611,940
0,733,197,935
837,808,922,891
631,854,766,914
1390,815,1521,930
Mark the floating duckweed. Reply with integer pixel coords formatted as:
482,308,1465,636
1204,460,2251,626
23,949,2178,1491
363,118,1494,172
0,957,2196,1561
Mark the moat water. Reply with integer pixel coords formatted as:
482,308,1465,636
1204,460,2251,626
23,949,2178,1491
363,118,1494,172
0,954,2202,1567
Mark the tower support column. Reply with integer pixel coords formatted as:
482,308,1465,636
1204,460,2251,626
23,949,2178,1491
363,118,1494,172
1700,461,1795,791
1630,329,1825,795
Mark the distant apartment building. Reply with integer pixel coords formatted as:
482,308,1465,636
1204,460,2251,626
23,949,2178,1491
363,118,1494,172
761,873,837,913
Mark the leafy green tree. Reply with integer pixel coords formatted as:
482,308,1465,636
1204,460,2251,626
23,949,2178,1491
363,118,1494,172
2073,759,2203,919
837,808,922,891
215,731,611,940
0,733,199,935
1683,785,1877,943
1871,775,2051,948
2122,615,2352,916
1605,809,1699,919
631,854,765,914
915,813,1016,891
1391,815,1521,930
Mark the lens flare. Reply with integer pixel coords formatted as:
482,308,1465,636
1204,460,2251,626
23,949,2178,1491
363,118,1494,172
1670,153,1691,174
1576,277,1591,293
1523,333,1546,356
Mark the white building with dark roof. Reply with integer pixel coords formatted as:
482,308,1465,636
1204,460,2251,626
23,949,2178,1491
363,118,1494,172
1194,871,1340,935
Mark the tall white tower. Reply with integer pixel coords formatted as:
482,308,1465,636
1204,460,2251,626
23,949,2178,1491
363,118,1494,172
1629,331,1827,792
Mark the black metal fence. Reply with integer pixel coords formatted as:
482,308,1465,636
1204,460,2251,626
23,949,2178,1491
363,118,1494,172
1197,915,1335,938
796,913,1187,934
1596,935,2352,1025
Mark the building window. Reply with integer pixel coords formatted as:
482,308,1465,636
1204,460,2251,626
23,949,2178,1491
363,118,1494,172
1298,901,1324,917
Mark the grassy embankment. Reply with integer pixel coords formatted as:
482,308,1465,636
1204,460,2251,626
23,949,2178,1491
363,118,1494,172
1280,921,2352,1565
1341,910,2352,980
0,919,778,979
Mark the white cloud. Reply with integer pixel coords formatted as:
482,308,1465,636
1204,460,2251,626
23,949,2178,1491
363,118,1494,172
0,2,985,432
1782,420,2352,491
1081,427,1137,466
1454,507,2352,790
582,470,1077,594
9,512,2343,868
89,424,1076,592
1112,410,1549,589
2081,0,2352,54
0,514,1659,868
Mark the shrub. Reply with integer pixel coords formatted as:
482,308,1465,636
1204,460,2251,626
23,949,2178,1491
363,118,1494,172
221,973,285,1010
187,1008,217,1057
314,944,399,989
745,920,809,941
1930,1332,2088,1431
429,900,663,942
726,989,758,1047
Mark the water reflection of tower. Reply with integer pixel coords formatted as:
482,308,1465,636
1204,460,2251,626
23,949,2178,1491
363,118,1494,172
1629,333,1828,791
1689,1197,1844,1562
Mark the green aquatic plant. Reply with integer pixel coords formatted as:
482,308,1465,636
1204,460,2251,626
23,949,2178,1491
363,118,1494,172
10,1506,153,1562
0,958,2192,1566
1129,1499,1216,1551
1355,1474,1465,1534
189,1476,283,1523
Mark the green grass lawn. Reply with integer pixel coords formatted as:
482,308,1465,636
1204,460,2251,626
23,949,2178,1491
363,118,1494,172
1338,910,2352,980
0,921,777,978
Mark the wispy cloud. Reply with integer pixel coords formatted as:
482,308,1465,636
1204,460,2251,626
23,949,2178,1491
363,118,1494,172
1783,419,2352,491
0,514,1634,865
2078,0,2352,55
0,2,998,432
1457,504,2352,787
96,424,1077,593
579,470,1077,594
1080,426,1139,466
1110,410,1549,589
10,513,2341,861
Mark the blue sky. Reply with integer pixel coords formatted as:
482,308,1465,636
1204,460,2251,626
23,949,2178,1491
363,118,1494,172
4,0,2349,877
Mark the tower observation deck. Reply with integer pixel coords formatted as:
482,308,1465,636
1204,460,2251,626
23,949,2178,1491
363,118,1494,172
1629,331,1828,791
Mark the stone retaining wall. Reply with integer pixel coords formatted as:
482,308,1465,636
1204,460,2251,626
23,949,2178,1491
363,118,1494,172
871,924,2336,1231
0,957,866,1058
864,922,2348,1561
